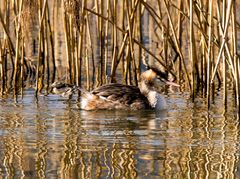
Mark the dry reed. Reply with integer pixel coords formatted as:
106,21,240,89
0,0,240,111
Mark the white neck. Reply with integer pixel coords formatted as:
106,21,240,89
139,81,166,110
147,91,166,110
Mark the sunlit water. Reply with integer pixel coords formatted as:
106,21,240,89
0,90,239,178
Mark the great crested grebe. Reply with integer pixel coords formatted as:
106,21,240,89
51,68,179,110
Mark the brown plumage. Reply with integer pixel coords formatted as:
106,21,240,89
88,83,151,110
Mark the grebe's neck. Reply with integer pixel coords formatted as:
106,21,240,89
147,91,166,110
139,80,166,110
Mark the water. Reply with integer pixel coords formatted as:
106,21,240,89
0,91,239,178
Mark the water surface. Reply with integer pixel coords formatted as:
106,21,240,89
0,91,239,178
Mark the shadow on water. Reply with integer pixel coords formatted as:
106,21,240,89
0,90,239,178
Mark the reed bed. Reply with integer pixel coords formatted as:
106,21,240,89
0,0,240,110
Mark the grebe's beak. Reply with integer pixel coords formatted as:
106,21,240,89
152,77,180,93
155,75,180,87
163,80,180,87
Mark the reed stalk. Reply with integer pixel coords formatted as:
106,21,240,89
222,0,227,106
207,0,213,108
137,1,142,80
75,15,80,87
63,9,72,84
46,3,56,84
0,13,15,56
231,0,239,110
0,42,4,96
110,0,118,83
177,0,183,84
161,1,169,67
81,13,89,90
123,44,129,84
99,0,104,85
35,0,47,97
20,38,24,98
199,1,207,95
13,0,23,101
86,13,95,88
95,0,101,85
85,47,90,90
44,14,50,95
69,16,75,84
77,0,87,88
104,0,110,83
190,0,195,100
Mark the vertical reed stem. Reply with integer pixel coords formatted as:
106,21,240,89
35,0,47,97
232,0,239,110
13,0,23,101
104,0,110,83
0,43,5,96
47,3,56,83
190,0,195,100
63,9,72,83
177,0,183,83
207,0,213,108
222,0,227,106
77,0,86,88
86,14,95,88
110,0,118,83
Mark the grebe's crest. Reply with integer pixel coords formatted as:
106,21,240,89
141,69,157,82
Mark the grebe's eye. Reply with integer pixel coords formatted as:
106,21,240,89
156,76,165,82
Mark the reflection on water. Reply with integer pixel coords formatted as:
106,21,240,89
0,91,239,178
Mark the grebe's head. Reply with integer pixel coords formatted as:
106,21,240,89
50,82,74,96
140,69,179,92
140,68,179,109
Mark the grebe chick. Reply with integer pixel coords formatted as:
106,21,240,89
80,69,179,110
50,82,75,98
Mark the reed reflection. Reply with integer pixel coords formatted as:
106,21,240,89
35,115,48,179
60,109,139,179
0,97,239,178
1,112,26,178
56,107,240,178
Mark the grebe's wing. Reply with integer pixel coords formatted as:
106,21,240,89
91,83,149,105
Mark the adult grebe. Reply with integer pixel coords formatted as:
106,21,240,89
51,68,179,110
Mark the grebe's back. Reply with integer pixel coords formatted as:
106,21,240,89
81,83,151,110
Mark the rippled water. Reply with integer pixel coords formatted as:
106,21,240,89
0,91,239,178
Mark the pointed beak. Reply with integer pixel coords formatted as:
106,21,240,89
164,80,180,87
157,76,180,87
